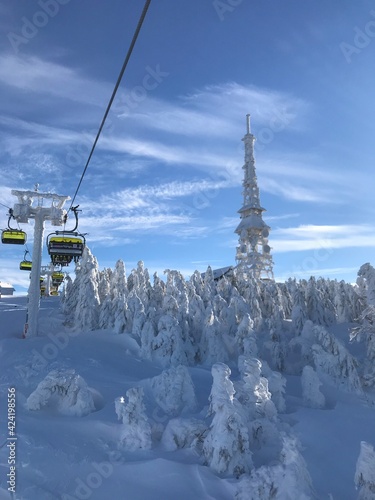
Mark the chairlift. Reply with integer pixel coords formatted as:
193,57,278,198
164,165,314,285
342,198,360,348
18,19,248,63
46,206,85,266
1,209,27,245
52,271,64,287
19,250,32,271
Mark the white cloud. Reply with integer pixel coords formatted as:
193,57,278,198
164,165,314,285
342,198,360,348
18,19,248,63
0,54,109,106
118,82,309,138
272,224,375,252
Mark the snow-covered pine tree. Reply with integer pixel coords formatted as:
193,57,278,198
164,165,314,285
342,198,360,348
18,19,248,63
73,247,100,331
291,286,308,335
312,325,363,395
278,282,293,319
305,277,334,326
139,307,157,360
262,282,286,333
132,261,151,308
241,276,263,331
301,365,325,409
203,363,253,478
354,441,375,500
149,272,166,310
235,313,258,358
189,270,205,299
61,274,75,324
186,279,206,351
216,275,234,304
97,267,112,303
115,387,151,451
97,268,114,329
125,289,145,337
164,269,191,345
151,313,192,367
202,266,216,307
260,361,286,413
200,307,229,365
105,260,128,333
357,263,375,307
350,305,375,387
237,356,277,421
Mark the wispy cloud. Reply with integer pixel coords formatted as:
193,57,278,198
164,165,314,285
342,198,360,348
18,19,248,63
0,54,110,106
117,81,309,137
272,224,375,252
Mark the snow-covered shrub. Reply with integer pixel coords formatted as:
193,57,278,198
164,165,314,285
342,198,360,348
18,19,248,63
161,418,207,451
203,363,252,478
301,365,325,409
150,365,197,416
26,369,95,417
355,441,375,499
235,435,313,500
115,387,151,451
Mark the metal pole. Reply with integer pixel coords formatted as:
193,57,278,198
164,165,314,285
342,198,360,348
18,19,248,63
24,211,45,337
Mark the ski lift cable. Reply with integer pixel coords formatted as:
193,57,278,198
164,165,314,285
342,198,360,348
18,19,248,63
68,0,152,212
0,201,11,210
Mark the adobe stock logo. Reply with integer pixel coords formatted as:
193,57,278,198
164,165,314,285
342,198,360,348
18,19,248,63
7,0,72,54
340,10,375,63
213,0,244,21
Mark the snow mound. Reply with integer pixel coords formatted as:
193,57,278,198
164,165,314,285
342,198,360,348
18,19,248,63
26,369,96,416
161,418,207,451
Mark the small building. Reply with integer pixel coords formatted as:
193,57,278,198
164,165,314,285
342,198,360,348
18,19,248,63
201,266,234,282
0,281,15,296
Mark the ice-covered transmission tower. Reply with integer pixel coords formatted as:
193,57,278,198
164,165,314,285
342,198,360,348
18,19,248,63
235,114,274,280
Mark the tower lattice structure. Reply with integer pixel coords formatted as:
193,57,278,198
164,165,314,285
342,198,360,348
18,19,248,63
235,114,274,280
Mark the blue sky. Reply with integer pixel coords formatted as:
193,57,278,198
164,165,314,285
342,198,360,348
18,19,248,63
0,0,374,291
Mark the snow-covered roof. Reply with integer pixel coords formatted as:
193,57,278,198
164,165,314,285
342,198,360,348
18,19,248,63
0,281,15,290
202,266,234,281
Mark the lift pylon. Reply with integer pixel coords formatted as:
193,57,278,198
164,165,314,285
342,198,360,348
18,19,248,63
10,188,70,337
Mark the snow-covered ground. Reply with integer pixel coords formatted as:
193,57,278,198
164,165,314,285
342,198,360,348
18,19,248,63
0,268,375,499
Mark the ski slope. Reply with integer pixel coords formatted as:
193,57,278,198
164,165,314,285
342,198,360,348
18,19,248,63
0,295,374,499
